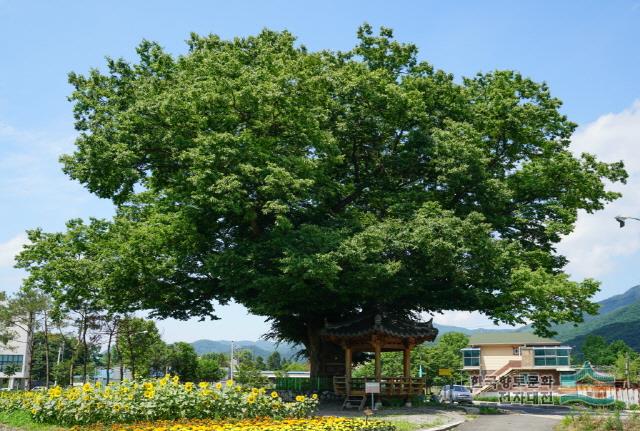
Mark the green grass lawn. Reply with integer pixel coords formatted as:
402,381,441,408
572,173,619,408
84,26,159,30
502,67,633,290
0,410,65,431
383,417,446,431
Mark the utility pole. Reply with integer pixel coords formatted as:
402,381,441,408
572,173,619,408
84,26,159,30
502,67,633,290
53,344,63,386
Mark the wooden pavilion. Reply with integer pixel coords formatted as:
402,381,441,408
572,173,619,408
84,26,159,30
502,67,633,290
320,313,438,406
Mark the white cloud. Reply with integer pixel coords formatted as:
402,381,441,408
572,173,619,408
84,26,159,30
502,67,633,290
557,101,640,280
0,233,27,269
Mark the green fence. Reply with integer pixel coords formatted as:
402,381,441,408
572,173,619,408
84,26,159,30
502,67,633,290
559,394,615,406
560,362,615,388
275,377,333,392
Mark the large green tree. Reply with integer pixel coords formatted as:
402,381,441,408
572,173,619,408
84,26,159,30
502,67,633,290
22,25,627,377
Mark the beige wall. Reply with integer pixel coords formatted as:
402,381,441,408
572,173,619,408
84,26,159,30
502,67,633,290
480,345,520,372
521,347,534,368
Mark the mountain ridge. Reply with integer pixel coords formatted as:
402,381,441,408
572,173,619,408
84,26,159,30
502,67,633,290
190,285,640,357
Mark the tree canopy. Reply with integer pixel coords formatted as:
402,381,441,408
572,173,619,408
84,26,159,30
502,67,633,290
16,25,627,375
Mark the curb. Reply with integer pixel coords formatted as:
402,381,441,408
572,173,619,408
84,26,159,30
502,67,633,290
420,419,465,431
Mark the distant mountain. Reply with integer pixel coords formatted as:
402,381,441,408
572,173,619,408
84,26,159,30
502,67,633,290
547,285,639,343
433,323,516,336
191,339,300,359
560,297,640,351
191,285,640,358
594,285,640,316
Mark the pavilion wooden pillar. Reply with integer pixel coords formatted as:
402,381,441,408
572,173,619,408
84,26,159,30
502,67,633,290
403,347,411,379
374,340,382,381
345,345,352,397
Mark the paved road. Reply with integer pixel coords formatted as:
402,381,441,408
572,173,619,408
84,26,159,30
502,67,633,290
457,413,562,431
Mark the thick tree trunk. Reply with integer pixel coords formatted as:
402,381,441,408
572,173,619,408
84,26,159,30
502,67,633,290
306,325,344,380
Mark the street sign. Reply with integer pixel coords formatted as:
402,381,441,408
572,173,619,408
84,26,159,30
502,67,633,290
438,368,452,376
365,382,381,394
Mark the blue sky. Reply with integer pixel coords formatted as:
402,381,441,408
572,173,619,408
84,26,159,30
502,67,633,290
2,0,640,341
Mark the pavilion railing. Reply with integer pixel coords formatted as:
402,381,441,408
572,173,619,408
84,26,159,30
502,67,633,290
333,376,427,396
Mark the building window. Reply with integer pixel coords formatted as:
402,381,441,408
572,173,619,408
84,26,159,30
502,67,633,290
462,348,480,367
513,347,521,356
533,347,571,366
0,354,24,372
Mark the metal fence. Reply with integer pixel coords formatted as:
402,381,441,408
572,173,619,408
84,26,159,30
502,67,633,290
274,377,333,392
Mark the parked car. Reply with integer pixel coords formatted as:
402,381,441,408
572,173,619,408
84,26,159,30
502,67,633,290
439,385,473,404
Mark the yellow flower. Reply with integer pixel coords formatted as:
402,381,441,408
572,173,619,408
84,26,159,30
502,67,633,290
295,395,305,402
271,391,279,399
184,382,194,392
198,382,209,389
143,390,154,399
226,379,234,387
82,382,93,393
312,393,318,400
215,382,223,390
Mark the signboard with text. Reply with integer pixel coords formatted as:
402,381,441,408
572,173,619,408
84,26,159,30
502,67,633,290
365,382,381,394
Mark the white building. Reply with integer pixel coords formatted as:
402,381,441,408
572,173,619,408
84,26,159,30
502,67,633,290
0,323,29,389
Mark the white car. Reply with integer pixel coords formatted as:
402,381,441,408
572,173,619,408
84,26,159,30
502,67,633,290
439,385,473,404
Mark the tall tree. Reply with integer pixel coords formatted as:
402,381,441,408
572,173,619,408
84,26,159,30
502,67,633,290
15,219,112,383
31,25,628,377
197,354,226,382
234,350,269,387
116,316,163,379
168,342,199,382
266,351,282,370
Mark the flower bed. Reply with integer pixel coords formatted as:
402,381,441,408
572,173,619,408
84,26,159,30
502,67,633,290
78,417,395,431
0,377,318,426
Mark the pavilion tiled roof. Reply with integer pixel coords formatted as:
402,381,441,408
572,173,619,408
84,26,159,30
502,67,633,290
320,313,438,340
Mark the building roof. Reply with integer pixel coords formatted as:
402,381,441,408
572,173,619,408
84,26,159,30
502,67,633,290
320,313,438,341
468,332,560,346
